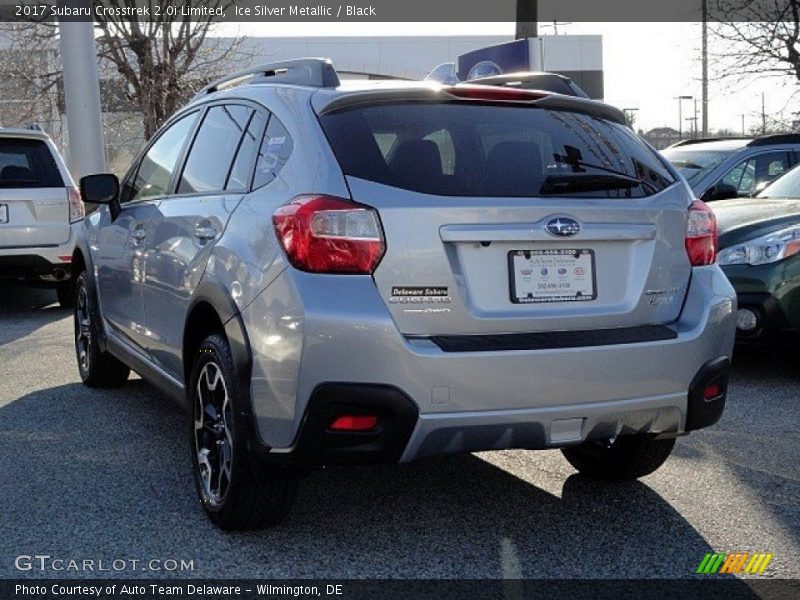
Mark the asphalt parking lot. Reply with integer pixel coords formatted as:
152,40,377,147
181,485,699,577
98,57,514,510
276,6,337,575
0,285,798,580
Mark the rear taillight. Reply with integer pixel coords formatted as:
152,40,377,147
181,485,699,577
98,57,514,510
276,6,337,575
68,186,84,223
272,195,385,274
685,200,717,266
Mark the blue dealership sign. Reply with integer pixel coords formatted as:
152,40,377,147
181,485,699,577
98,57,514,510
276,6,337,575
457,39,531,81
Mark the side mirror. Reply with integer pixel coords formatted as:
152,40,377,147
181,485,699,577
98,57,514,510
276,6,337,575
80,173,119,204
80,173,121,220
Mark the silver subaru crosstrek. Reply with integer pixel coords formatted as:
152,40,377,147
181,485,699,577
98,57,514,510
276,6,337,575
72,59,736,530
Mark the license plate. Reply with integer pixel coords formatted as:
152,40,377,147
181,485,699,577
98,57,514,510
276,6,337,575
0,204,7,224
509,249,596,303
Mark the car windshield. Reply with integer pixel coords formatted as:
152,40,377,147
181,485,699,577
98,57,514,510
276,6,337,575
662,148,731,186
757,163,800,199
320,102,675,198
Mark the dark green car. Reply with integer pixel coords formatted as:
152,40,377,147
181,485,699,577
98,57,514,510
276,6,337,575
715,164,800,341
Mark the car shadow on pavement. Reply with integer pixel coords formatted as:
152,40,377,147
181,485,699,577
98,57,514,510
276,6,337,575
0,285,67,346
0,379,754,583
677,344,800,563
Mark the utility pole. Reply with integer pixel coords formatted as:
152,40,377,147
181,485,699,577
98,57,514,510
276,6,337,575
694,98,699,138
58,11,106,178
676,95,693,140
516,0,538,39
701,0,709,136
740,114,745,136
762,92,767,134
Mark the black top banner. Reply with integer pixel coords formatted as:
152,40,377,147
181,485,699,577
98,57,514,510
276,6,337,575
0,0,795,23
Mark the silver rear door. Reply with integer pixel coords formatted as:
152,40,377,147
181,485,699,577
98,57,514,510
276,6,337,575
319,98,692,336
354,179,690,335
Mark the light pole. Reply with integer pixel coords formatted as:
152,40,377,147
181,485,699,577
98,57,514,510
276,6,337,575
58,15,106,179
516,0,538,39
676,95,693,140
702,0,709,136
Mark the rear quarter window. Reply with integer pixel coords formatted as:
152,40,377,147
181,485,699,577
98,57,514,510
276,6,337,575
0,138,63,188
320,103,674,198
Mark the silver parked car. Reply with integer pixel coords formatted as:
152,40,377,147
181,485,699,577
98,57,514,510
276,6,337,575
72,59,736,530
662,135,800,201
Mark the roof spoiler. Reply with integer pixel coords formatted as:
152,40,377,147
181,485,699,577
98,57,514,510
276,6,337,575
316,85,626,125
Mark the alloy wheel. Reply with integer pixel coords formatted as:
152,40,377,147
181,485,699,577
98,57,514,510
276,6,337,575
75,280,91,373
194,362,234,506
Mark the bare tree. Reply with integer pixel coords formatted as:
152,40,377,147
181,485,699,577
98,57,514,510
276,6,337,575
710,1,800,85
94,2,245,139
0,22,63,138
0,1,249,141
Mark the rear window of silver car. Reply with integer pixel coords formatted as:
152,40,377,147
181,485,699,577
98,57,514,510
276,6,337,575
319,103,674,198
0,138,63,188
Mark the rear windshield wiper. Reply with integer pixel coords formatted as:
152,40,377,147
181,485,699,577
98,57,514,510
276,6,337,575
539,173,644,195
552,150,658,194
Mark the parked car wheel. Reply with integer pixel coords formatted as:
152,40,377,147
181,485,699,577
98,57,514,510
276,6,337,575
74,271,130,387
189,333,297,530
561,436,676,480
56,280,74,308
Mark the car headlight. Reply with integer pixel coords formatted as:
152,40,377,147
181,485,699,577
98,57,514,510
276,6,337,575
717,225,800,266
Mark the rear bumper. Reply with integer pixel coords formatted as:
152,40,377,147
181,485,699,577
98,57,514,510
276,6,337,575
243,264,736,465
0,224,79,283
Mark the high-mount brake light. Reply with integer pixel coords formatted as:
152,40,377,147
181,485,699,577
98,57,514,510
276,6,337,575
272,195,386,274
685,200,717,266
445,85,549,103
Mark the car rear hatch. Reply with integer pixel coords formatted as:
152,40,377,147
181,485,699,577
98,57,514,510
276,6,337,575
316,87,692,337
0,137,69,249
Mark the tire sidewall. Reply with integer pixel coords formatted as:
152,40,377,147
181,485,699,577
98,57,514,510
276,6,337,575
74,272,96,382
188,335,249,516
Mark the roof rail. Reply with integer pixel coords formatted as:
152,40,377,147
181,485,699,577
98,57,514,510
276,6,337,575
194,58,340,100
669,136,750,148
748,133,800,146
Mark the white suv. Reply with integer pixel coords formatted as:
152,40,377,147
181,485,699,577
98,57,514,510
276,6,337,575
0,127,83,306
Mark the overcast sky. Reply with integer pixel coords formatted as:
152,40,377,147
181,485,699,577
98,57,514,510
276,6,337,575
226,21,799,134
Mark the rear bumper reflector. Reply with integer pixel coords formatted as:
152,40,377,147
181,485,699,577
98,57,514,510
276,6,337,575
686,357,730,431
426,325,678,353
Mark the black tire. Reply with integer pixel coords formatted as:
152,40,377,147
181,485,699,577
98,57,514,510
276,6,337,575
74,271,130,388
56,280,74,308
189,333,297,530
561,436,676,481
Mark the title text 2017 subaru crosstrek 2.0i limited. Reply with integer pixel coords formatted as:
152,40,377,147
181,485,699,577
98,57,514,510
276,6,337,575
72,59,736,530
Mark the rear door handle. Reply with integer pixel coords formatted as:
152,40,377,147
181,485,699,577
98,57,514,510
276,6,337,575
193,225,217,241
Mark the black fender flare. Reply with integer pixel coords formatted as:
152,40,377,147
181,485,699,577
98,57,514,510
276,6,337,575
187,280,270,455
71,238,109,351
